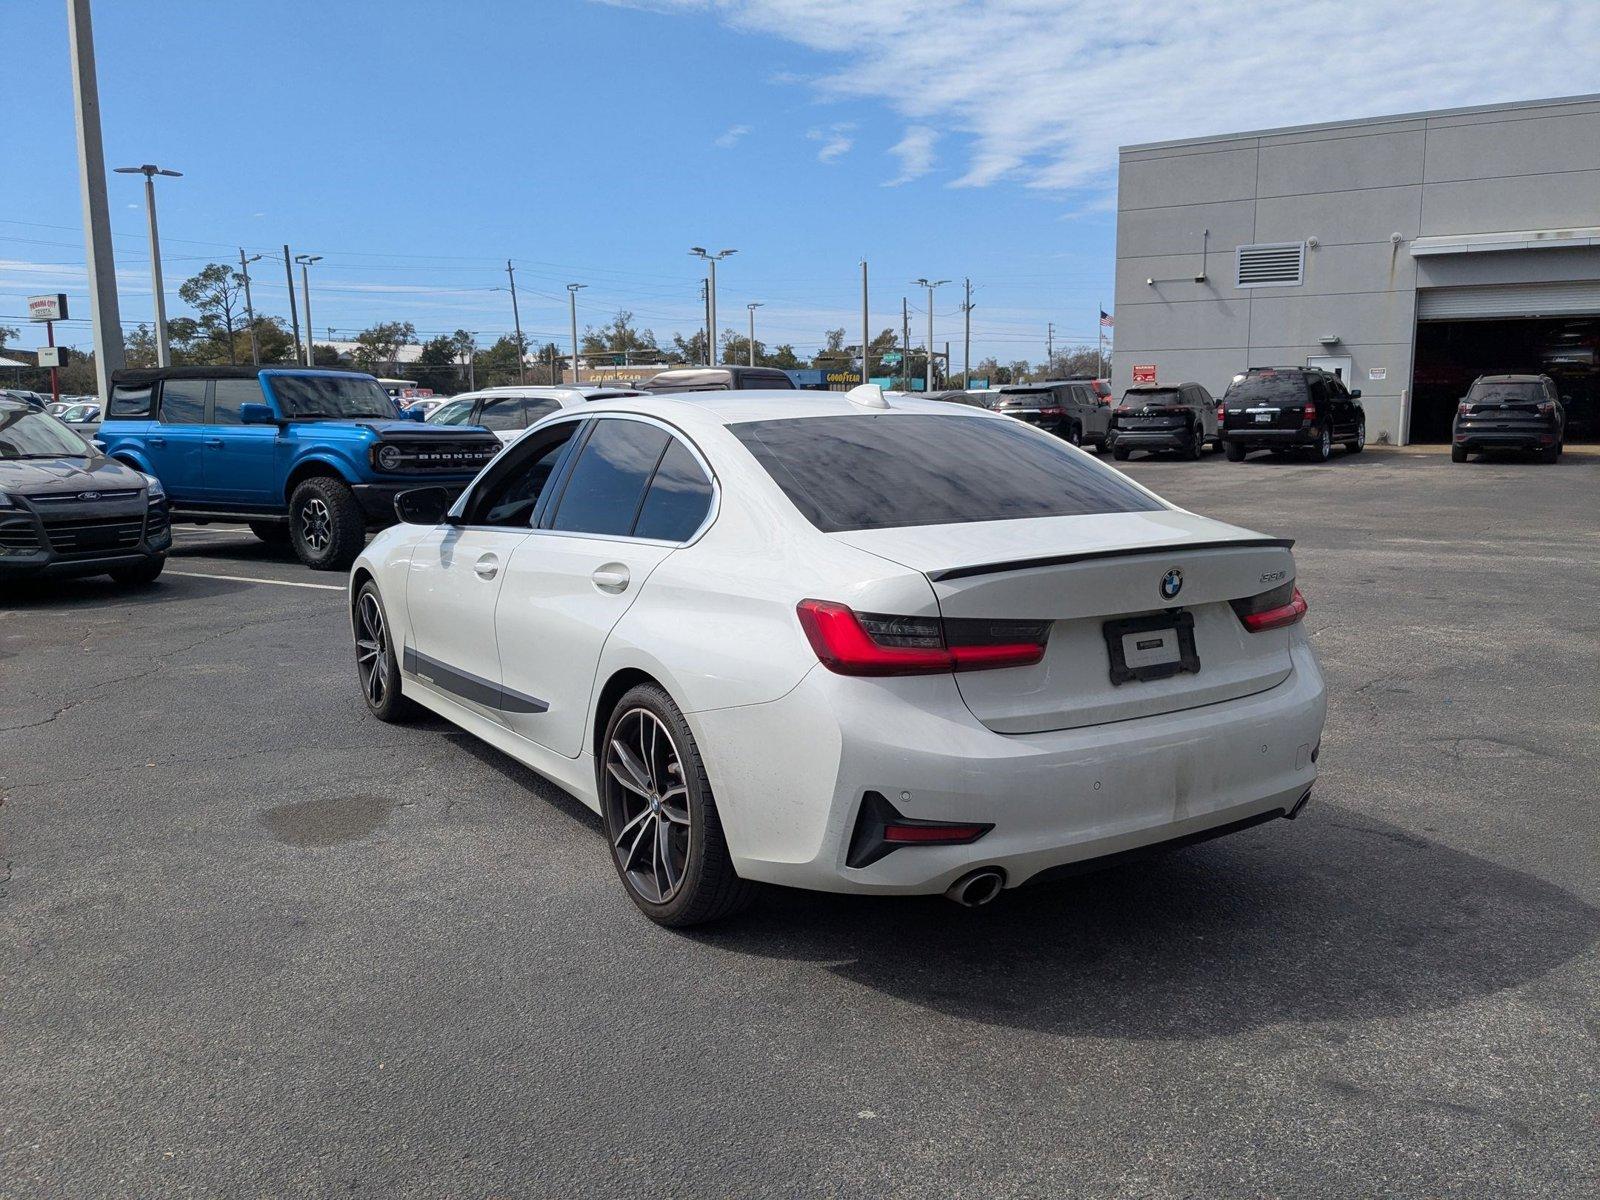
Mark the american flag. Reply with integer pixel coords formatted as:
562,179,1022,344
1099,309,1114,328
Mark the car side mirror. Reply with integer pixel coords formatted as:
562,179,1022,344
1349,388,1362,399
403,407,426,421
394,485,453,526
239,402,279,426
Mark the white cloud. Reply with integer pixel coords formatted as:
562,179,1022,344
618,1,1600,193
714,123,752,148
884,125,937,186
807,122,855,162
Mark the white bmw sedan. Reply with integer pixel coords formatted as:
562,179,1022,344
350,388,1326,926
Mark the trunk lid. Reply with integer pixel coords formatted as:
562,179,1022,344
835,511,1299,733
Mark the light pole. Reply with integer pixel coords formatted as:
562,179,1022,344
114,163,181,366
746,302,763,366
912,278,949,391
68,0,125,400
295,255,321,365
239,250,262,364
690,247,735,366
566,283,586,384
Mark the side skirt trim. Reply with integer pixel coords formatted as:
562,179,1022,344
402,645,549,714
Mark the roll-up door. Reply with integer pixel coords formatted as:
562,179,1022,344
1418,280,1600,320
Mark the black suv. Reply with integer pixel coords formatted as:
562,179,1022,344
0,398,170,585
1106,382,1219,460
993,380,1112,450
1220,367,1365,462
1452,374,1564,463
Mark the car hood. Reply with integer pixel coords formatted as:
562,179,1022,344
328,419,495,438
0,453,148,497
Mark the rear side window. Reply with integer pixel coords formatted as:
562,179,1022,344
107,383,152,418
550,419,671,536
732,413,1163,533
159,380,207,424
633,440,713,541
212,377,265,425
477,397,529,431
1223,373,1308,405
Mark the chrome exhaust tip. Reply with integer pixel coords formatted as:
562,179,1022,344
1285,786,1313,820
945,867,1006,908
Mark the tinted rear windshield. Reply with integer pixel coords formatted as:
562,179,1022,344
731,413,1162,533
1223,373,1309,404
1467,380,1543,402
1124,389,1182,405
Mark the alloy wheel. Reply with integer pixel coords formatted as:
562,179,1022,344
1356,420,1366,449
604,708,691,905
300,497,332,552
355,592,388,708
1318,427,1331,459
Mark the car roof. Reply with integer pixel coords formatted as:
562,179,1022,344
1474,373,1545,383
111,365,377,385
576,388,1000,429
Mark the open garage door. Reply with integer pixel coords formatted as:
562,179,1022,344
1412,287,1600,443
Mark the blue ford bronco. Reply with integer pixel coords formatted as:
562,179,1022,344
97,367,500,570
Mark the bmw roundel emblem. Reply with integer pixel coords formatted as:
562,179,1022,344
1160,568,1183,600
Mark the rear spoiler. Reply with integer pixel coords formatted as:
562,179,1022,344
927,537,1295,583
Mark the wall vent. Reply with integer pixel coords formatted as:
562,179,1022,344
1236,242,1305,288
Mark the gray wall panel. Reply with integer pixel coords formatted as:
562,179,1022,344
1254,186,1422,247
1421,171,1600,236
1257,131,1423,196
1116,199,1257,259
1416,245,1600,288
1424,112,1600,181
1120,146,1260,208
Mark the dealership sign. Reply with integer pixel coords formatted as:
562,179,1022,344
28,293,69,322
1131,364,1157,383
36,347,66,369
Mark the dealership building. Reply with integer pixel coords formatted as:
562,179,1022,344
1112,93,1600,443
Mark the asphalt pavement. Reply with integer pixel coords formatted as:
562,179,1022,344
2,445,1597,1198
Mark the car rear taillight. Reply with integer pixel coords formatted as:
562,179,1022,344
1229,582,1308,633
1038,405,1065,416
1301,403,1317,424
796,600,1049,676
1216,402,1226,423
1538,401,1556,416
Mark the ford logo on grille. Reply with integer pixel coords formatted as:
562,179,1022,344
78,491,102,501
1160,568,1183,600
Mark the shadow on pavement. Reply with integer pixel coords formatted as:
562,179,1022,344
694,804,1598,1041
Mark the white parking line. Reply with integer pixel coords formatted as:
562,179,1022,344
166,569,344,592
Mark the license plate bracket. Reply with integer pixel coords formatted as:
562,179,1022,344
1103,610,1201,686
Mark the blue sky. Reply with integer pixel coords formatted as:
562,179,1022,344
6,0,1599,367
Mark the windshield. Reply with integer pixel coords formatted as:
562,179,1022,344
427,399,476,425
1123,389,1182,407
1467,380,1543,404
732,413,1162,533
0,407,92,458
267,374,397,419
1224,373,1307,404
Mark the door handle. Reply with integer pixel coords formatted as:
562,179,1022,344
474,553,499,580
591,564,630,594
149,436,167,447
204,438,224,447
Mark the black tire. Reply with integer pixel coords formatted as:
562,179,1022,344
354,580,416,722
1112,446,1130,462
1224,441,1247,462
108,556,165,586
599,683,756,928
1451,445,1469,463
1185,427,1203,460
1346,419,1366,454
1540,444,1561,464
249,520,290,546
1063,422,1082,447
1309,425,1333,462
288,477,365,571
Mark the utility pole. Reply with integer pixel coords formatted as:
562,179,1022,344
114,163,181,366
238,250,262,364
700,279,710,364
962,278,972,386
746,302,762,366
67,0,125,400
690,247,735,366
912,278,949,392
901,297,910,391
860,259,870,385
505,260,526,383
283,246,302,367
566,282,586,384
295,255,321,365
1046,322,1055,376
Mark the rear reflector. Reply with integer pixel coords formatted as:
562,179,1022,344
796,599,1048,676
1230,582,1308,633
847,791,994,867
883,822,990,844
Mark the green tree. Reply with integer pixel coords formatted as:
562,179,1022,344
766,343,803,370
124,324,157,368
0,325,18,354
310,344,342,367
475,335,527,388
249,316,297,365
582,310,659,366
350,321,416,374
413,334,459,394
670,329,709,366
177,263,250,364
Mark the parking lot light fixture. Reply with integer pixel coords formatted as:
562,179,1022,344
294,255,322,366
567,283,587,384
691,248,737,366
912,278,950,391
747,302,763,366
114,163,182,367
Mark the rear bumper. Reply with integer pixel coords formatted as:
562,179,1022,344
1221,426,1316,449
1000,411,1068,436
691,637,1327,895
1108,427,1196,451
1453,425,1556,450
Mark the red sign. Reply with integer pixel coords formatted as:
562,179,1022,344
1131,364,1157,383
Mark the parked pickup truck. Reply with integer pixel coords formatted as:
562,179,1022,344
97,366,501,570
